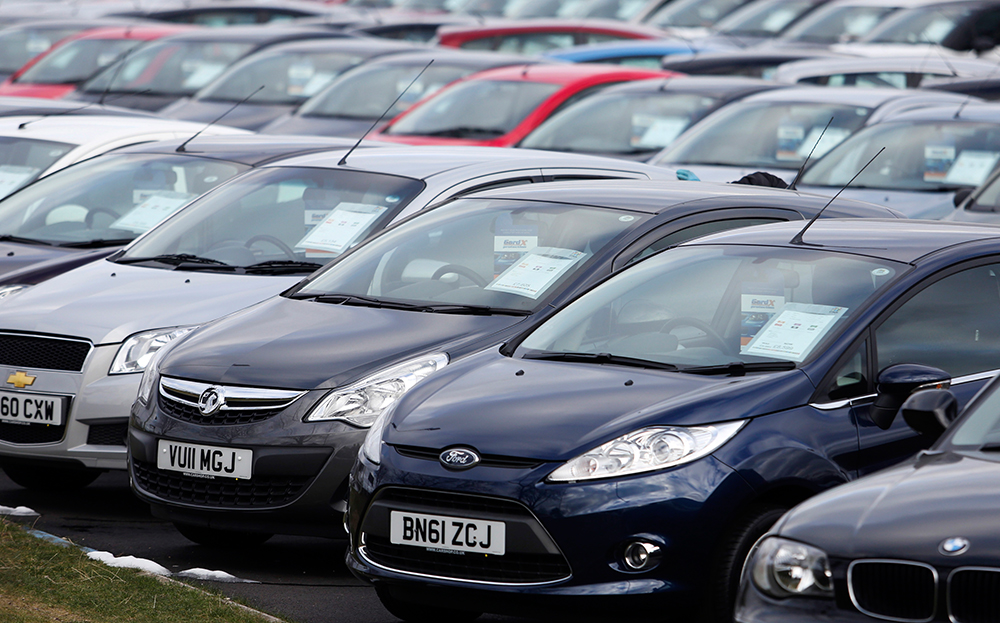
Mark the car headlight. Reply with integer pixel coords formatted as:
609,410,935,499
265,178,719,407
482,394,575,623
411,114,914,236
305,353,448,427
0,284,31,301
750,536,833,599
547,420,745,482
110,326,198,375
360,407,392,465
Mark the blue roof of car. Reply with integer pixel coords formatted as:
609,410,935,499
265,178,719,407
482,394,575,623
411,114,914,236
544,38,725,62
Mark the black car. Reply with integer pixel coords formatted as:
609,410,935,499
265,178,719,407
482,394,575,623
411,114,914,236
65,25,353,112
127,180,899,546
737,360,1000,623
260,49,543,138
660,48,845,78
160,38,420,130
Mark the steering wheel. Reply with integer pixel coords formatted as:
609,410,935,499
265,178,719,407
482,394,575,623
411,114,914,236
85,207,121,229
658,317,730,353
245,235,297,261
431,264,488,287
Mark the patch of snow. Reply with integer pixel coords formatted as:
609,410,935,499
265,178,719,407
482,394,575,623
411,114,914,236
0,505,38,517
176,568,259,583
86,550,170,576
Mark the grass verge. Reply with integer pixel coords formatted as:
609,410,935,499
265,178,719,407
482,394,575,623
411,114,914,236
0,519,284,623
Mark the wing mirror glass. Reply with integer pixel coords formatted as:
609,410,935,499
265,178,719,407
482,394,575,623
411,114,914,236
870,363,951,430
900,389,958,440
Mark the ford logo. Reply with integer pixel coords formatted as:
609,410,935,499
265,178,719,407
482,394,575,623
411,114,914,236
439,448,480,470
197,387,225,416
939,537,970,556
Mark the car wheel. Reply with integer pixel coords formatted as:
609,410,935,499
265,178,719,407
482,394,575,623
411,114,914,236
173,523,273,548
2,463,101,491
375,584,482,622
706,503,788,623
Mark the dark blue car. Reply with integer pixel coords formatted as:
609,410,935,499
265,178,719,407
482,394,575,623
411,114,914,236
348,219,1000,622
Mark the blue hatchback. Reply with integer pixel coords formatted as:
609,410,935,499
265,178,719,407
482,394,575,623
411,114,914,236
348,219,1000,622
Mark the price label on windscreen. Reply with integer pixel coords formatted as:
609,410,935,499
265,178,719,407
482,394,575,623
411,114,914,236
0,165,38,199
485,247,587,299
295,203,387,254
742,303,848,362
111,191,194,233
944,151,1000,186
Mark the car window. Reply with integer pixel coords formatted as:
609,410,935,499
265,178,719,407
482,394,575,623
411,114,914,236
0,136,75,200
200,50,370,104
628,218,784,264
0,26,82,74
820,341,869,401
494,33,576,55
876,264,1000,378
16,39,141,85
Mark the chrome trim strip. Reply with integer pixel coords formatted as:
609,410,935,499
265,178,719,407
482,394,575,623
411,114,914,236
947,566,1000,623
357,544,571,587
951,370,999,386
811,370,999,411
847,559,938,623
159,377,305,411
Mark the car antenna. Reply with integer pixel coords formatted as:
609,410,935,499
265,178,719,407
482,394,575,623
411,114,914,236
17,90,153,130
176,85,265,153
789,146,885,246
788,116,833,190
338,59,433,167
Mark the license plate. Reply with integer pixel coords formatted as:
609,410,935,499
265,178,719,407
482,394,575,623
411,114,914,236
390,511,505,556
0,390,64,426
156,439,251,480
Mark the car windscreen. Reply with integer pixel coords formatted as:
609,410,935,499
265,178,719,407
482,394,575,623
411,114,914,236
82,39,255,95
0,153,247,246
0,136,75,199
716,0,818,36
801,120,1000,191
521,90,720,155
0,26,81,74
646,0,754,28
518,244,905,368
866,5,968,44
383,79,562,139
781,5,897,43
198,49,374,105
563,0,651,20
290,198,647,313
116,166,425,274
16,38,141,84
298,62,474,119
652,100,869,169
946,382,1000,451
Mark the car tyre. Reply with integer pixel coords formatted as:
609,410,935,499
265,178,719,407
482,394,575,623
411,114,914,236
706,503,788,623
375,584,482,622
3,463,101,491
173,523,273,548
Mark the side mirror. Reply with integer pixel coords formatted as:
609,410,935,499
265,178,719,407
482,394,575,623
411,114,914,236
901,389,958,440
972,36,996,54
870,364,951,430
954,188,974,208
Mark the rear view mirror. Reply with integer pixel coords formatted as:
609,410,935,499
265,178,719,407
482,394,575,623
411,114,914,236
870,364,951,430
900,389,958,440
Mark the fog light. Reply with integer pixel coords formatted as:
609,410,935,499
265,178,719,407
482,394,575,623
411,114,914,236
623,541,662,571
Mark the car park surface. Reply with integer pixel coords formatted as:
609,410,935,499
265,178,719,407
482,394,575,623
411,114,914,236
348,218,1000,623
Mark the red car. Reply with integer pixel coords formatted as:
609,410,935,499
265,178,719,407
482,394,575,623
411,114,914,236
0,25,194,99
373,63,677,147
435,18,666,55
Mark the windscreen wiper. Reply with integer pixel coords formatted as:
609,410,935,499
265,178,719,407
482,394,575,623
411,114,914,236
521,351,680,371
242,260,326,275
415,126,506,138
114,253,230,267
414,304,531,316
0,234,54,246
979,442,1000,452
678,361,797,376
58,238,135,248
312,293,429,311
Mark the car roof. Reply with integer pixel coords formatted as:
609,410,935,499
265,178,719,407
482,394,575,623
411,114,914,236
773,56,1000,83
71,24,194,41
350,48,541,69
112,135,384,165
660,48,844,71
738,84,956,107
0,114,243,143
0,96,158,117
877,101,1000,122
686,218,1000,262
240,36,420,56
594,75,784,98
150,24,348,44
436,18,666,38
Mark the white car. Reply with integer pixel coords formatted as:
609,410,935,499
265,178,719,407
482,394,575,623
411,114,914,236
0,115,249,200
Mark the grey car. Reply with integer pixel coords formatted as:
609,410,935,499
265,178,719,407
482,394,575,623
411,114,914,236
0,146,675,490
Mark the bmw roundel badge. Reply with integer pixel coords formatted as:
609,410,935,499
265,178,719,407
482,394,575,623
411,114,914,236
939,537,970,556
439,447,480,470
197,387,224,416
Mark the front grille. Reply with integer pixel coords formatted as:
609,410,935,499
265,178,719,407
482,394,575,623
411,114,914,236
0,421,64,444
86,423,127,446
393,445,544,469
849,560,937,622
950,568,1000,623
0,333,90,372
157,377,302,426
158,394,283,425
131,460,311,508
362,488,571,585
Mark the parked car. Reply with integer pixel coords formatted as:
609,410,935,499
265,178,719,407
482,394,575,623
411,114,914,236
519,76,785,160
434,19,665,55
0,114,247,201
127,180,900,545
0,25,194,100
945,159,1000,221
798,102,1000,218
705,0,834,47
0,95,156,118
261,48,542,138
160,38,419,130
636,0,761,39
0,18,137,83
737,358,1000,623
0,146,675,491
773,55,1000,87
544,38,733,68
374,63,675,147
65,25,353,112
347,217,1000,623
650,86,976,183
659,48,846,78
767,0,949,47
854,0,1000,54
109,0,346,27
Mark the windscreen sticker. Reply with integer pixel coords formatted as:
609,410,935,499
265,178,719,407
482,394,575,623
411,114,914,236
741,293,785,346
924,145,956,182
295,203,387,255
182,62,227,89
634,116,689,148
0,165,38,199
742,303,847,362
796,126,852,159
776,125,805,161
485,247,588,299
494,225,538,278
111,191,194,232
944,150,1000,186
